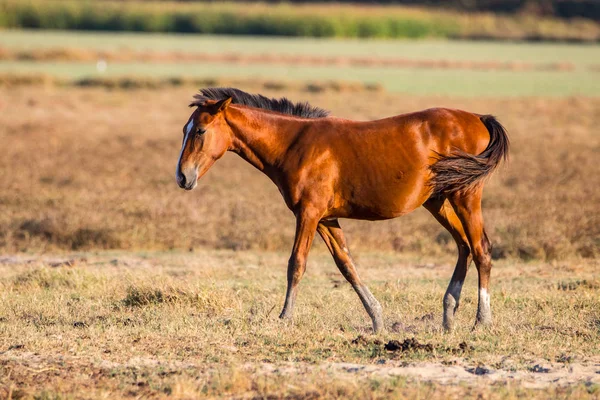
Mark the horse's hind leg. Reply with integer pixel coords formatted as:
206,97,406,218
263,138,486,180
448,188,493,327
317,219,384,333
424,197,472,331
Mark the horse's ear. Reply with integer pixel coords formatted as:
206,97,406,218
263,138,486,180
214,97,232,113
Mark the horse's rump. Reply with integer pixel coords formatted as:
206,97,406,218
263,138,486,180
429,115,510,197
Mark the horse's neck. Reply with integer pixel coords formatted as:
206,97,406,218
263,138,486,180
226,107,305,175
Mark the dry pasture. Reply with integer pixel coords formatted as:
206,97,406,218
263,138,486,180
0,252,599,398
0,86,599,398
0,86,598,260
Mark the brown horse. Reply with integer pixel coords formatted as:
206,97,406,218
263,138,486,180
176,88,509,333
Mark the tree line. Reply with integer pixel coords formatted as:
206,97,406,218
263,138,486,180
183,0,599,21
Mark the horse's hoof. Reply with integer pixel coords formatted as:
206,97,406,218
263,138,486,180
472,319,492,331
443,323,454,333
278,312,293,320
371,319,385,334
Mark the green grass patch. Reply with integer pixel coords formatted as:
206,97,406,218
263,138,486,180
2,30,599,67
0,0,456,39
0,0,598,42
1,60,598,97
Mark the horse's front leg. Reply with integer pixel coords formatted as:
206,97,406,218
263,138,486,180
279,209,319,320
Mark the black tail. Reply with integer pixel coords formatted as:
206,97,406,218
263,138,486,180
429,115,509,197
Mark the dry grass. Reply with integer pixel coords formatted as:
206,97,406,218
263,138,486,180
0,86,598,260
1,85,599,397
0,252,599,398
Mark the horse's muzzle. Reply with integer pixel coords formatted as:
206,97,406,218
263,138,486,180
176,168,197,191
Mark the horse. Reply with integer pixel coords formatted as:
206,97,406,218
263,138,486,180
176,88,509,333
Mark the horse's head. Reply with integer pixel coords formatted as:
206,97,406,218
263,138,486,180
176,97,232,190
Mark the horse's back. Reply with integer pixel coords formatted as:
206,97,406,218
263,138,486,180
299,107,493,220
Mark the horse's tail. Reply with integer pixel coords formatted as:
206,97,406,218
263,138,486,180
429,115,509,197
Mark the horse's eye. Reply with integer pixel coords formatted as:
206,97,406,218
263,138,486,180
196,128,205,136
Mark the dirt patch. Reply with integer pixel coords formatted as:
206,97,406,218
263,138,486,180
352,336,474,356
446,341,475,355
2,351,599,397
324,360,600,389
350,335,372,346
385,338,434,353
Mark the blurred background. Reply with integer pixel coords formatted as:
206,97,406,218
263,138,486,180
0,0,598,261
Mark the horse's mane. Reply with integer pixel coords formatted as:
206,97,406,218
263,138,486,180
190,87,330,119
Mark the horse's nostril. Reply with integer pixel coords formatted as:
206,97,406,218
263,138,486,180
177,173,186,188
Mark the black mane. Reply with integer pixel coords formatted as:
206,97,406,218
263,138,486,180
190,87,330,119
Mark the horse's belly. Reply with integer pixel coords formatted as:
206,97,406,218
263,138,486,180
333,178,430,221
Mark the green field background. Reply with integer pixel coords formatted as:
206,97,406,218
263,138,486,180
1,30,599,97
2,0,598,41
2,30,599,64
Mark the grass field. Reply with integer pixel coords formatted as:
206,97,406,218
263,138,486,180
2,30,600,65
1,28,599,399
1,251,599,398
1,30,600,96
3,61,599,96
1,86,598,260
